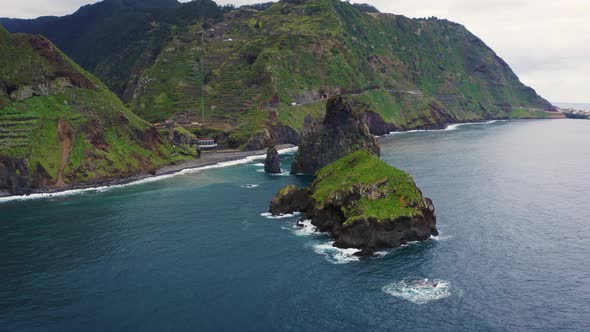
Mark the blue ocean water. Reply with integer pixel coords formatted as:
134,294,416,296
1,119,589,331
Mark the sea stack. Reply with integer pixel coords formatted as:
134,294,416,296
264,146,281,174
271,151,438,255
270,95,437,255
290,96,380,175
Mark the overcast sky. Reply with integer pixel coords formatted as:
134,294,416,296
2,0,589,103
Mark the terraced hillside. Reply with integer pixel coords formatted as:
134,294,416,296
125,0,553,144
0,26,194,195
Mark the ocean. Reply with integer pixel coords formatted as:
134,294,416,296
1,119,589,331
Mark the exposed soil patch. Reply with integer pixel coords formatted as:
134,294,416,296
56,120,73,187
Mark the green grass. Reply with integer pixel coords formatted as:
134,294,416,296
278,102,326,131
311,150,426,224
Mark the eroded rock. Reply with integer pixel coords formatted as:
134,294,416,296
291,95,380,174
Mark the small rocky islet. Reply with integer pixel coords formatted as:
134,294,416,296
269,96,438,255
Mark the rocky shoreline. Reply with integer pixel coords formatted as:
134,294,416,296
270,151,438,255
0,144,296,199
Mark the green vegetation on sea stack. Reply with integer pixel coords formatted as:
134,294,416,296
311,150,425,224
270,149,438,251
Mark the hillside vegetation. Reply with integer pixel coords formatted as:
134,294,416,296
126,0,553,141
2,0,555,148
0,27,194,194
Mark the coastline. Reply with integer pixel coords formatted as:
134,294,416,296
0,144,297,203
0,117,562,203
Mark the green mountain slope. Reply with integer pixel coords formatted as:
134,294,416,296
0,27,194,195
126,0,553,142
3,0,556,148
0,0,225,96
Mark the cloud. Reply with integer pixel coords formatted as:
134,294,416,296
2,0,588,102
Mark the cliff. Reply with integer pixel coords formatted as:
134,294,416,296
291,95,379,174
270,150,438,254
0,28,194,195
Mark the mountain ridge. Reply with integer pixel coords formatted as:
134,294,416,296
1,0,556,149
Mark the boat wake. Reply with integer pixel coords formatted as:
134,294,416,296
382,277,452,304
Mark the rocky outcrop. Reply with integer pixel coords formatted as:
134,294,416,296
168,125,197,148
291,96,380,174
361,111,396,136
243,128,273,151
242,124,299,151
9,77,74,101
270,151,438,255
0,157,52,195
264,146,281,174
269,185,310,214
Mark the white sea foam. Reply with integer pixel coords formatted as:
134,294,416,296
388,120,505,135
312,241,361,264
277,146,299,155
290,219,319,237
430,234,453,241
241,184,260,189
382,278,452,304
252,163,265,167
0,146,299,204
256,169,266,173
260,212,301,219
268,171,290,177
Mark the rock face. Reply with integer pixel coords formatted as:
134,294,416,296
291,96,380,174
271,151,438,255
243,124,299,151
264,146,282,174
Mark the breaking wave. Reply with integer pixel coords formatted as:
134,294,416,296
388,120,505,135
241,184,259,189
289,219,318,237
260,212,301,219
312,241,361,264
268,171,290,177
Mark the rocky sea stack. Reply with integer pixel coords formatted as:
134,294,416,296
291,96,380,175
264,146,281,174
271,150,438,255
